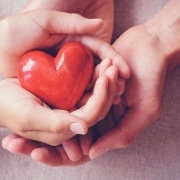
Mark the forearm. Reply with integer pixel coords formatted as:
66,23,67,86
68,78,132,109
145,0,180,67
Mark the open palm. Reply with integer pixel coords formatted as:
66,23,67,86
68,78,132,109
88,25,171,158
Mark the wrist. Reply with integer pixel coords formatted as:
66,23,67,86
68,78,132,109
145,0,180,67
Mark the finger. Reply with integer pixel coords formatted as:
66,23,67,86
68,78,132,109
2,134,89,166
22,104,88,134
1,79,88,135
99,59,125,106
79,128,94,155
62,136,82,162
98,65,119,120
2,134,40,155
2,134,21,150
117,78,125,96
89,104,158,159
31,146,68,167
21,130,73,146
79,59,120,108
17,105,89,145
73,65,119,126
99,58,112,76
26,10,103,35
72,75,109,127
112,77,125,104
83,58,118,106
0,79,86,146
86,63,100,90
31,146,89,167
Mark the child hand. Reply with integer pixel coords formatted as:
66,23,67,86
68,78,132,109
2,60,120,166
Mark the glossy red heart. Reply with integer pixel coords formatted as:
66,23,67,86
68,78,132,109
18,42,94,110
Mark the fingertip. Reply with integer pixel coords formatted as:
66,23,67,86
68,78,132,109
123,64,131,79
31,149,42,162
69,122,88,135
30,148,54,166
89,147,109,160
91,18,103,27
6,142,17,154
104,64,119,81
117,78,125,96
62,138,83,162
2,137,8,149
99,58,113,76
74,15,103,34
113,56,130,79
2,134,18,150
31,147,65,167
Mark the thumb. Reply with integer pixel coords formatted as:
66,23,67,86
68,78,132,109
89,104,159,159
27,10,103,34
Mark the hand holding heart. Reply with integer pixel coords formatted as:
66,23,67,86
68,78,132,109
0,10,101,77
0,9,129,79
0,10,127,145
18,42,94,110
0,58,119,146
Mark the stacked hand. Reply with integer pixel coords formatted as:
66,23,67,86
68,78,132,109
1,0,180,167
0,0,128,166
1,23,173,166
0,9,129,146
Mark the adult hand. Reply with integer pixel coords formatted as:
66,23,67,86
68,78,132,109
2,0,180,166
89,21,180,158
88,0,180,158
22,0,114,42
0,9,129,145
2,134,90,166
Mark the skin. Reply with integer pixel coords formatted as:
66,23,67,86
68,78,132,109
2,0,180,166
0,10,128,78
22,0,114,42
1,58,122,164
86,0,180,159
88,0,180,159
0,10,130,146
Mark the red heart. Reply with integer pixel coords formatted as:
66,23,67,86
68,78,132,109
18,42,94,110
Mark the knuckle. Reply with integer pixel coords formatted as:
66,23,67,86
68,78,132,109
49,111,66,133
16,104,37,133
120,134,135,148
116,128,136,148
49,118,60,133
142,102,162,122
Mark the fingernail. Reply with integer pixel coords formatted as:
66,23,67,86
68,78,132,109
117,78,124,96
2,138,8,149
70,123,85,135
90,148,109,159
